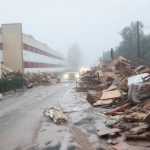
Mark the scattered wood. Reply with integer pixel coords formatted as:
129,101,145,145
130,123,149,134
134,65,144,72
86,90,100,105
144,113,150,124
112,143,150,150
106,103,131,116
118,78,128,92
101,90,121,100
126,134,150,141
76,55,150,146
43,107,67,124
124,111,148,122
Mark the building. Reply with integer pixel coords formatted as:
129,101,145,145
0,23,65,74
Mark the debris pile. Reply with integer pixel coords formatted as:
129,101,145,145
76,56,150,149
76,70,101,92
43,107,67,124
0,64,60,93
0,70,60,93
24,73,60,87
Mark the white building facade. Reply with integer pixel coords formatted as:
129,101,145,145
0,23,65,73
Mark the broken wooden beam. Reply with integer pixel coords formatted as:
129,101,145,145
106,103,131,116
126,134,150,141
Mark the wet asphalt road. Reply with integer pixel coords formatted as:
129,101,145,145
0,82,112,150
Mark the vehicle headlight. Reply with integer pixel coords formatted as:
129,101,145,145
64,74,69,79
75,73,80,79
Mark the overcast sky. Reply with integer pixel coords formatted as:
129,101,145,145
0,0,150,66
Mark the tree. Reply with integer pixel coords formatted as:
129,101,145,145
101,21,150,64
67,43,81,69
116,21,144,60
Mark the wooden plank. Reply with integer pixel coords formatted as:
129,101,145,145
112,143,150,150
124,112,148,122
130,123,149,134
106,103,131,115
101,90,121,100
93,99,114,106
145,113,150,124
134,65,144,72
126,134,150,141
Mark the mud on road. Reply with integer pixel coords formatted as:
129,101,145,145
0,83,112,150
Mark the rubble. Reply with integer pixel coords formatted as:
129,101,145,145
101,90,121,100
24,73,60,87
43,107,67,124
0,69,60,93
0,62,60,93
76,55,150,149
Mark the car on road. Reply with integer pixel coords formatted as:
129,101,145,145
62,71,80,81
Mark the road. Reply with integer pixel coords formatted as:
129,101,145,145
0,82,112,150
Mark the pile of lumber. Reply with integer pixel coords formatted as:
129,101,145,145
76,70,101,91
76,56,150,149
24,73,60,87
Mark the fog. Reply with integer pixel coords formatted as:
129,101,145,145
0,0,150,66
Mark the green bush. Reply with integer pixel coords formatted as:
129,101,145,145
0,76,25,93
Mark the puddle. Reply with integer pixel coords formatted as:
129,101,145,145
74,116,94,126
42,144,61,150
67,145,77,150
45,141,51,145
37,85,110,150
59,89,91,113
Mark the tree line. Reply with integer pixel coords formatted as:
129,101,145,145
102,21,150,64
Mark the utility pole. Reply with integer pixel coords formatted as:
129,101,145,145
137,21,140,58
0,63,1,78
110,48,114,60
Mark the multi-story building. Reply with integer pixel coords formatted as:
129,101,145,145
0,23,65,74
